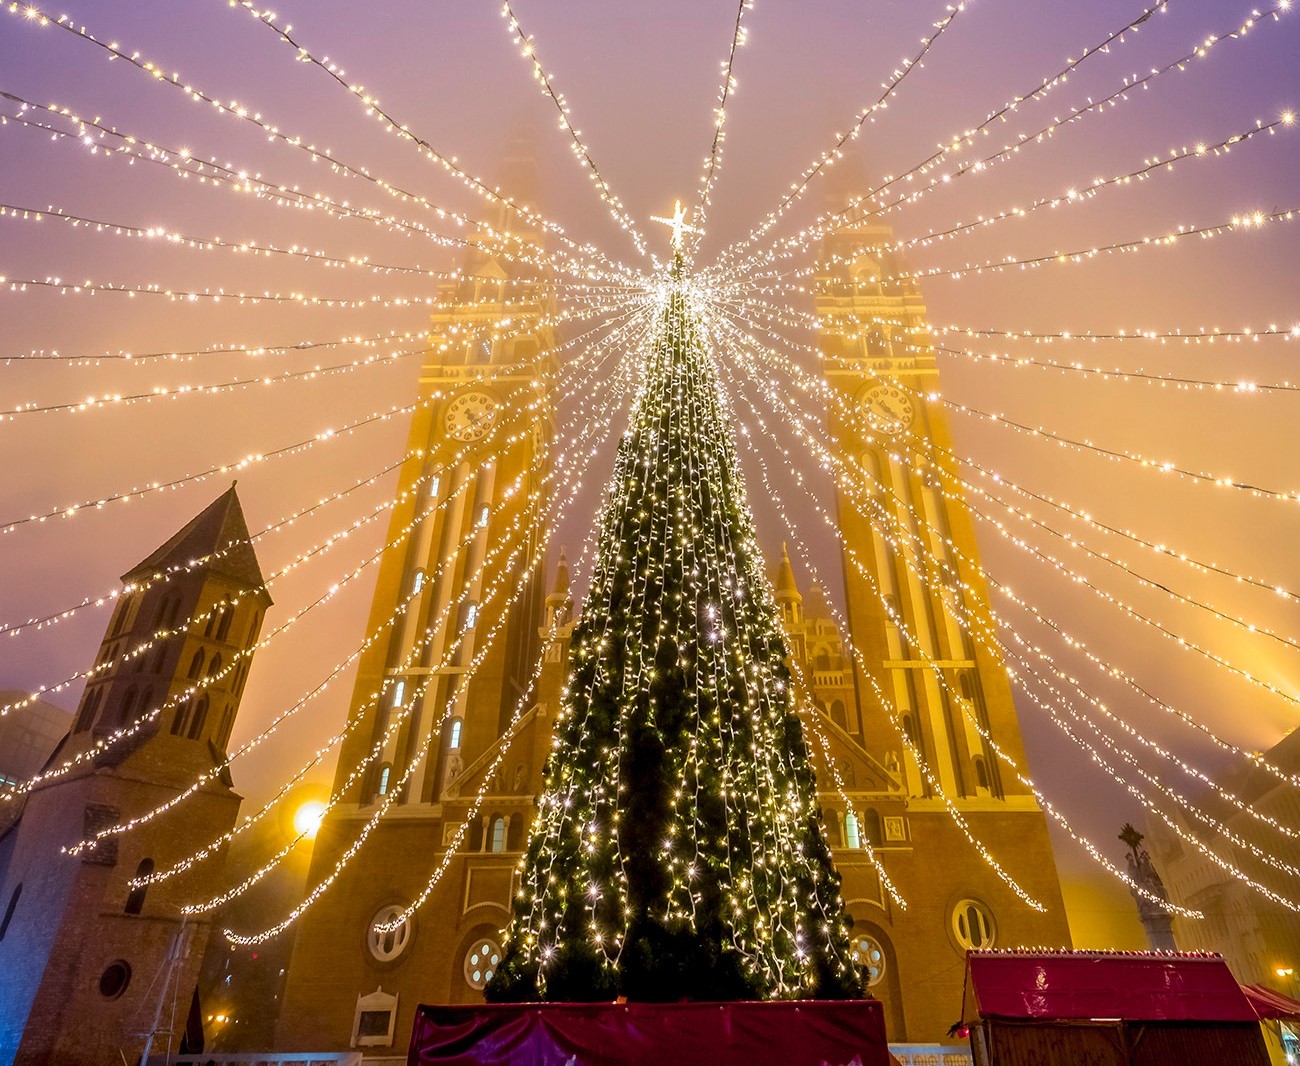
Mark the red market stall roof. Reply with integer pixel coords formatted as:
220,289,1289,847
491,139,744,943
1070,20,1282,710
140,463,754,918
407,999,891,1066
961,950,1260,1025
1243,983,1300,1021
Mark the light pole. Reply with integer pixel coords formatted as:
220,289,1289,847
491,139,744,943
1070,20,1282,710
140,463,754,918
1275,968,1299,1065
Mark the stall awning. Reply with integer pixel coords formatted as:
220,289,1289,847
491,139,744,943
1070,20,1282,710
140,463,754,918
408,1000,891,1066
1243,983,1300,1021
962,950,1259,1024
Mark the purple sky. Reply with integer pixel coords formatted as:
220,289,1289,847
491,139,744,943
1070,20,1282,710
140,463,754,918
2,0,1298,942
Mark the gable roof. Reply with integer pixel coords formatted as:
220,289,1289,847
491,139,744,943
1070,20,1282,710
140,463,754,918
122,484,270,602
962,950,1259,1025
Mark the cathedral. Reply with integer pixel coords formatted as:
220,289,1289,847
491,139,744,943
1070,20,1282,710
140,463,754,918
0,157,1071,1061
271,166,1071,1052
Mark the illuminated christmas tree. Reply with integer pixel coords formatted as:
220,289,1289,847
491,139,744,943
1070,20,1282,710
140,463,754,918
487,242,861,1003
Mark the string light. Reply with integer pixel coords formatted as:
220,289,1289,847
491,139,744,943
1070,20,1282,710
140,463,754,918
0,200,640,296
0,343,603,774
218,2,639,280
497,0,649,256
3,0,1295,990
0,90,629,288
713,0,972,266
684,0,755,260
711,320,1206,916
928,341,1300,395
731,202,1300,297
0,298,629,538
54,306,654,876
0,395,429,539
2,345,420,421
710,0,1292,277
2,451,417,638
940,389,1300,504
2,327,425,367
0,310,643,641
716,300,1300,794
138,326,643,889
888,114,1296,256
718,301,1300,899
216,320,647,929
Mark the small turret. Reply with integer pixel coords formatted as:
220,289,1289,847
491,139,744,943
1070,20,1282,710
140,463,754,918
772,542,803,627
545,548,573,630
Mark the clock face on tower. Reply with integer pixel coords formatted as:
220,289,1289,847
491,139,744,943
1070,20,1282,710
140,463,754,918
860,383,914,436
444,391,499,443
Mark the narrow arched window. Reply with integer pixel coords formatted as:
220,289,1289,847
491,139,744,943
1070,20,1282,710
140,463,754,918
215,603,234,642
845,812,861,850
0,884,21,939
111,597,132,638
378,764,392,796
209,652,223,680
448,718,463,750
247,611,261,643
489,817,506,853
75,687,102,733
124,859,152,915
120,685,139,724
171,698,192,736
164,596,181,629
863,808,882,846
187,697,209,741
187,650,205,680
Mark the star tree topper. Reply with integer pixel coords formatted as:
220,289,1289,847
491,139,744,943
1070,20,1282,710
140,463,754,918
651,199,700,253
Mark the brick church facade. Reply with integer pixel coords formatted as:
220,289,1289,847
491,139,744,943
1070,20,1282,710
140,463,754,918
0,487,268,1065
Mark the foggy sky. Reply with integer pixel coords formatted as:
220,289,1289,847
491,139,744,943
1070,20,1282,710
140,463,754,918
1,0,1298,942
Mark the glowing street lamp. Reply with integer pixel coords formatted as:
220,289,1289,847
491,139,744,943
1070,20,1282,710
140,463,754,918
293,800,327,840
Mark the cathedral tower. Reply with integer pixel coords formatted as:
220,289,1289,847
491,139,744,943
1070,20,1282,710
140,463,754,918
799,203,1072,1040
0,485,269,1065
276,149,568,1053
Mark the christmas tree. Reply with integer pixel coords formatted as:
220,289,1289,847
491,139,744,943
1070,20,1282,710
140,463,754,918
487,249,861,1003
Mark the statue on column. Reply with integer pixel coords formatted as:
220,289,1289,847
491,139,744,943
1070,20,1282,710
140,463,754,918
1120,823,1178,952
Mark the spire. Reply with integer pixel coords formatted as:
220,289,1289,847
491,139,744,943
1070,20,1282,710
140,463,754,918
548,547,571,601
497,126,542,231
804,581,832,621
122,484,270,601
774,541,802,601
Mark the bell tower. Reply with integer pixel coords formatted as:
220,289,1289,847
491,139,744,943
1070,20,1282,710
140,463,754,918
815,214,1037,799
796,200,1072,1041
0,485,268,1065
276,146,563,1053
